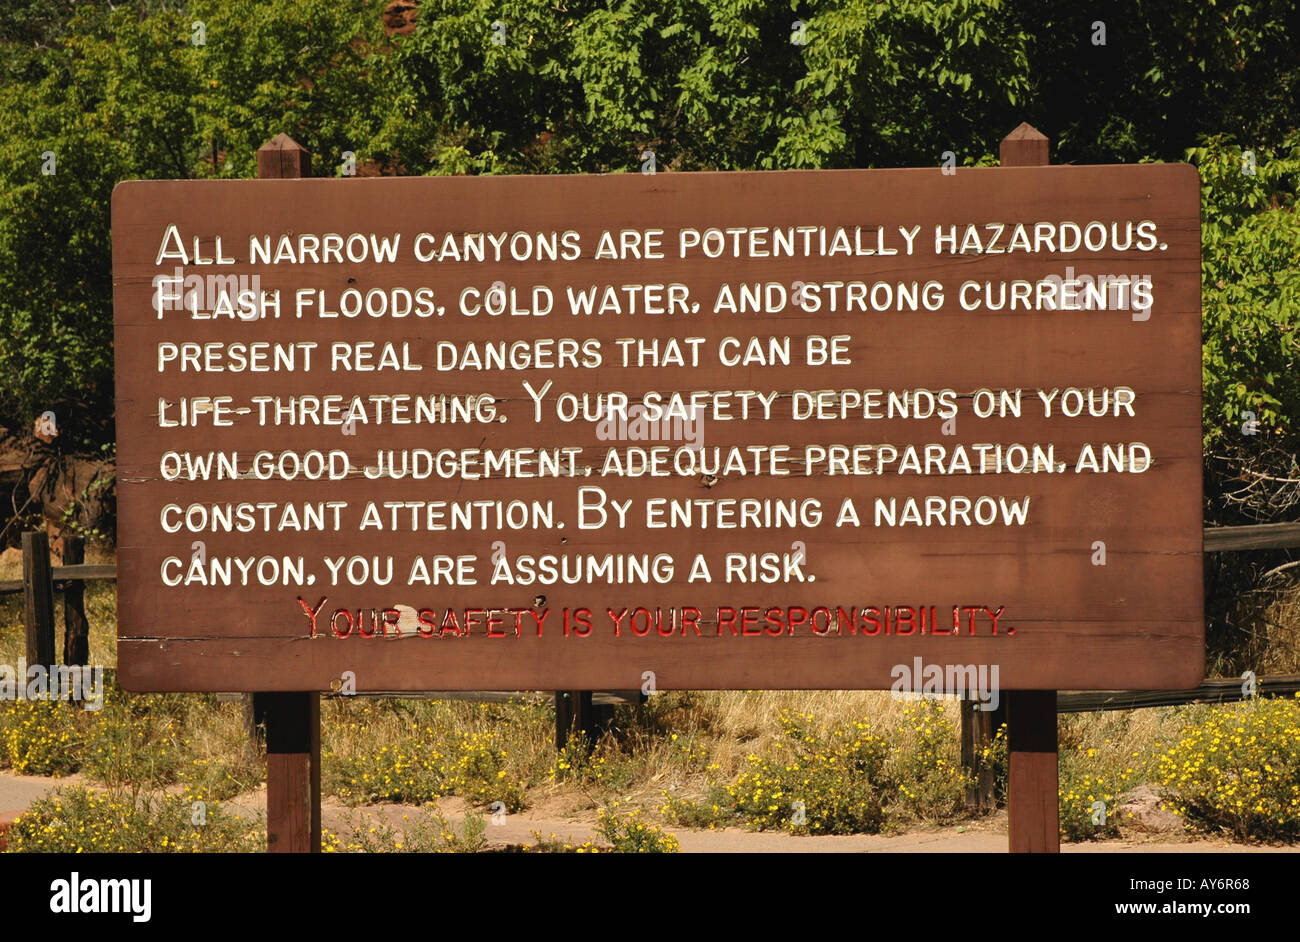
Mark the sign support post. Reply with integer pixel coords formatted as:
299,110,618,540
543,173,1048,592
257,134,321,854
263,691,321,853
999,123,1061,853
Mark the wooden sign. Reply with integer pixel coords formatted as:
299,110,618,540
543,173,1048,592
112,164,1203,693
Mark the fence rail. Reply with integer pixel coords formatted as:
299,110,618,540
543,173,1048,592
0,562,116,594
5,522,1298,727
1203,520,1300,552
1058,674,1300,713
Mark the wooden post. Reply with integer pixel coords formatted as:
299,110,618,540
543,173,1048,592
554,690,592,751
1007,690,1060,852
61,534,90,666
961,696,1003,812
257,132,312,179
22,532,55,670
256,133,320,853
961,700,997,813
554,690,618,751
999,121,1050,167
263,692,321,853
999,122,1061,853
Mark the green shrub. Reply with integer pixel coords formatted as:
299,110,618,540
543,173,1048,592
0,700,82,776
884,700,972,826
445,730,525,811
725,710,888,835
326,740,447,804
325,725,524,811
1156,694,1300,842
1058,750,1127,841
1192,132,1300,445
597,806,680,853
5,787,262,853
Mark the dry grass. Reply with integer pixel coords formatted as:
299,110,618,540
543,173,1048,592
645,689,915,778
1258,583,1300,674
1058,706,1186,784
321,694,556,799
0,581,117,670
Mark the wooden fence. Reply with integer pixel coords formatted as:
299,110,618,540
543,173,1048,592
5,518,1300,832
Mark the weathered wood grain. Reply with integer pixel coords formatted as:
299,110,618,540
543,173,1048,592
112,161,1204,693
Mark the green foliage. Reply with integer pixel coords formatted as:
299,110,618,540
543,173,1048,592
1156,695,1300,843
58,458,115,545
726,709,889,834
1020,0,1300,165
5,786,262,852
596,805,681,852
0,0,389,440
1192,134,1300,445
381,0,1031,174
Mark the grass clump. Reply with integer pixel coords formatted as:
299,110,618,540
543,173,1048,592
1058,751,1127,840
324,809,487,853
597,805,680,852
519,831,603,853
884,700,972,825
322,699,539,810
723,709,889,834
4,786,261,853
0,684,263,800
667,700,972,835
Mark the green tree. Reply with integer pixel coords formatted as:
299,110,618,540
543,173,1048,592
1014,0,1300,165
376,0,1033,175
0,0,389,442
1194,134,1300,449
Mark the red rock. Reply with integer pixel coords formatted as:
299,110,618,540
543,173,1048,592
0,811,24,852
383,1,419,36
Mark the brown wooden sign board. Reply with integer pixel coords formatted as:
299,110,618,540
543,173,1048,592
112,165,1203,693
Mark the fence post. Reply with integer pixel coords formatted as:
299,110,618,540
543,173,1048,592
554,690,618,751
256,133,321,853
999,121,1061,853
961,699,998,813
61,534,90,666
555,690,587,751
22,531,55,670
